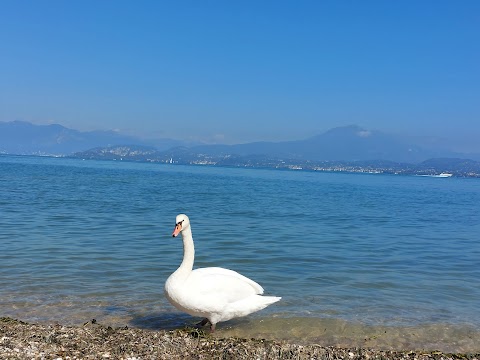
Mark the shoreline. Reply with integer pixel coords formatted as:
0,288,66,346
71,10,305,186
1,318,478,360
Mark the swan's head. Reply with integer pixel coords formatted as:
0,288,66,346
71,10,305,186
172,214,190,237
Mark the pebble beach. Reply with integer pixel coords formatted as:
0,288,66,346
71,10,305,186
1,318,479,360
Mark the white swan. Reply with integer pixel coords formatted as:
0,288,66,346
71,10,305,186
164,214,281,331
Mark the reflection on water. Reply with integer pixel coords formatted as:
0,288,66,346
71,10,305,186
219,317,480,354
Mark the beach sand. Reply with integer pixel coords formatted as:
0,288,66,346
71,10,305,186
1,318,478,360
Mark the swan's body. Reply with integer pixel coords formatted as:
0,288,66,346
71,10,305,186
164,214,281,331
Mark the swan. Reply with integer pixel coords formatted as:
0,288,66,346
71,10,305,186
164,214,281,331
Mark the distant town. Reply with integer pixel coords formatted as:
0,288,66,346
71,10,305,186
70,145,480,178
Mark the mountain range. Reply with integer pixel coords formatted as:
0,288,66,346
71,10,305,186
1,120,479,163
0,120,185,155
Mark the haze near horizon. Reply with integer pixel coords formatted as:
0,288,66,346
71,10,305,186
0,1,479,152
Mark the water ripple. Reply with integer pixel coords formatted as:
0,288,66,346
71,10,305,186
1,156,480,344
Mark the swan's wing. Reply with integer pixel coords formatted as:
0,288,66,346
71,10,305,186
188,267,264,302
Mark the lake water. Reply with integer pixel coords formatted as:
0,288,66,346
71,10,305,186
1,154,479,352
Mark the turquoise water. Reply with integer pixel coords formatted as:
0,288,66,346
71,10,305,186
1,155,479,352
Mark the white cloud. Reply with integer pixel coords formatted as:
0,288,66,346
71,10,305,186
357,130,371,138
212,134,225,142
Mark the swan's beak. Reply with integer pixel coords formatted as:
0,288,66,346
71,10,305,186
172,222,182,237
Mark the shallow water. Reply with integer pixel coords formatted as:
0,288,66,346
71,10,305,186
1,155,479,352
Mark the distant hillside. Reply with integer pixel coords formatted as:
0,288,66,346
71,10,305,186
0,120,183,155
419,158,480,174
73,144,159,161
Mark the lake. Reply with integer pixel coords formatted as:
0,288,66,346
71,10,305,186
1,154,479,352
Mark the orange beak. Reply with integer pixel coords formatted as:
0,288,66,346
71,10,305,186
172,222,182,237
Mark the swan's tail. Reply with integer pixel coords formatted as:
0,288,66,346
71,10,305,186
260,296,282,306
225,295,281,321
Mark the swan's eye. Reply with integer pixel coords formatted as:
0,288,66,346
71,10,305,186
176,220,184,226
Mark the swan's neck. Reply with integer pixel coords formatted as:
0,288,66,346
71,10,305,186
177,228,195,274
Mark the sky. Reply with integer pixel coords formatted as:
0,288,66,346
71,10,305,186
1,1,479,151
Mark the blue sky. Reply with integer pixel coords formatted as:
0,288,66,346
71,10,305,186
1,1,479,150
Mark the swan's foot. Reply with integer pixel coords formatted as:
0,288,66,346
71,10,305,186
195,318,216,332
195,318,210,328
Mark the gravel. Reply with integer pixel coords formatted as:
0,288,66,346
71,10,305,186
1,318,478,360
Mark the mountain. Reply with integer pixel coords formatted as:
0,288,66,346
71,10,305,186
190,125,473,163
0,120,184,155
2,121,479,163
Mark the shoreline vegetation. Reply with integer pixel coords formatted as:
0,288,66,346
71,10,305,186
1,318,478,360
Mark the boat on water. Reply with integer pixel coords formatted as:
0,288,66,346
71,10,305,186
418,172,453,178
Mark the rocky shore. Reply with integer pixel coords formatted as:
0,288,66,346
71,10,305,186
1,318,478,360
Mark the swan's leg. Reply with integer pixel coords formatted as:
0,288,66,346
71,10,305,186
195,318,210,327
210,323,216,332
